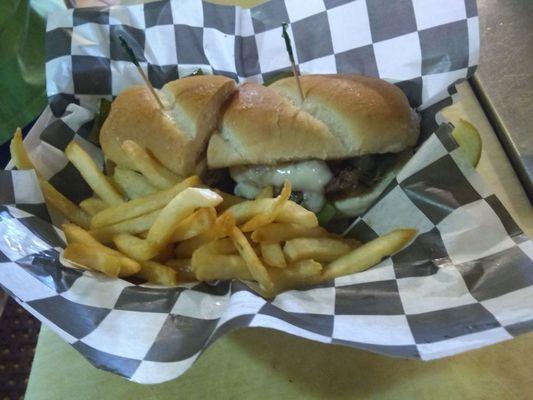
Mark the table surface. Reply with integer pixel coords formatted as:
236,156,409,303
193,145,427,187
24,81,533,399
473,0,533,201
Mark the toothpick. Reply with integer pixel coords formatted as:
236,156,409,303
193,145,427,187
118,35,165,110
281,23,304,102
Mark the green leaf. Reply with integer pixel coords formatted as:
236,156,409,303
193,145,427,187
316,203,337,226
88,98,112,146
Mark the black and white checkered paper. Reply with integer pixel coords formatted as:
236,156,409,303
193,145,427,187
1,0,532,384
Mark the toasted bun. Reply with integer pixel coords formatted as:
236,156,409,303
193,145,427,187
207,83,343,168
269,75,419,158
100,75,237,176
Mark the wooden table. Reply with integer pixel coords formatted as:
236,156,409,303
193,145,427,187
24,81,533,399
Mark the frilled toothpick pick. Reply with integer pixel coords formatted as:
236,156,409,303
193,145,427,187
118,35,165,110
281,23,304,102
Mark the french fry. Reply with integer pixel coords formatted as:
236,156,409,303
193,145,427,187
174,212,236,258
91,176,200,228
9,133,93,229
323,229,417,280
256,186,273,199
62,223,140,277
283,238,352,263
170,207,216,242
264,259,323,298
208,238,238,254
152,244,175,263
64,243,121,278
112,189,221,260
260,242,286,268
147,188,222,248
79,197,108,216
230,226,273,292
121,140,181,189
251,223,331,243
39,179,91,229
223,198,277,225
165,258,197,282
112,166,156,199
113,233,159,261
343,238,363,248
275,201,318,228
166,258,191,269
65,141,124,206
89,209,160,243
213,189,244,212
10,128,35,170
240,181,291,232
137,260,178,285
191,245,253,281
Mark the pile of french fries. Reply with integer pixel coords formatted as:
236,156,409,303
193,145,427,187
10,129,416,297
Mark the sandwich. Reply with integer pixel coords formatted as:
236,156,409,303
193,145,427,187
207,75,420,217
101,73,419,219
100,75,237,177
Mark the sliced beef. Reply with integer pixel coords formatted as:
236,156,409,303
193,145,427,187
201,168,235,193
325,166,360,194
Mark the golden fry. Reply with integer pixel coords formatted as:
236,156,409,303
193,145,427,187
283,238,352,263
174,212,236,257
207,238,237,254
241,181,291,232
191,244,253,281
113,233,159,261
121,140,181,189
260,242,286,268
152,244,175,263
323,229,417,280
265,259,323,297
165,258,197,282
146,188,222,248
343,238,363,248
91,175,200,228
170,207,216,242
275,201,318,228
65,141,124,206
62,223,140,277
112,166,156,199
89,210,160,243
166,258,191,269
137,260,178,285
64,243,121,278
39,179,91,229
223,198,277,225
251,223,331,243
230,226,273,292
79,197,108,216
9,135,94,229
10,128,35,170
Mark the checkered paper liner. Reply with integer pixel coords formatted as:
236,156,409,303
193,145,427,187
1,0,532,384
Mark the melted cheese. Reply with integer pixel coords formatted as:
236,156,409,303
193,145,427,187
230,160,333,212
